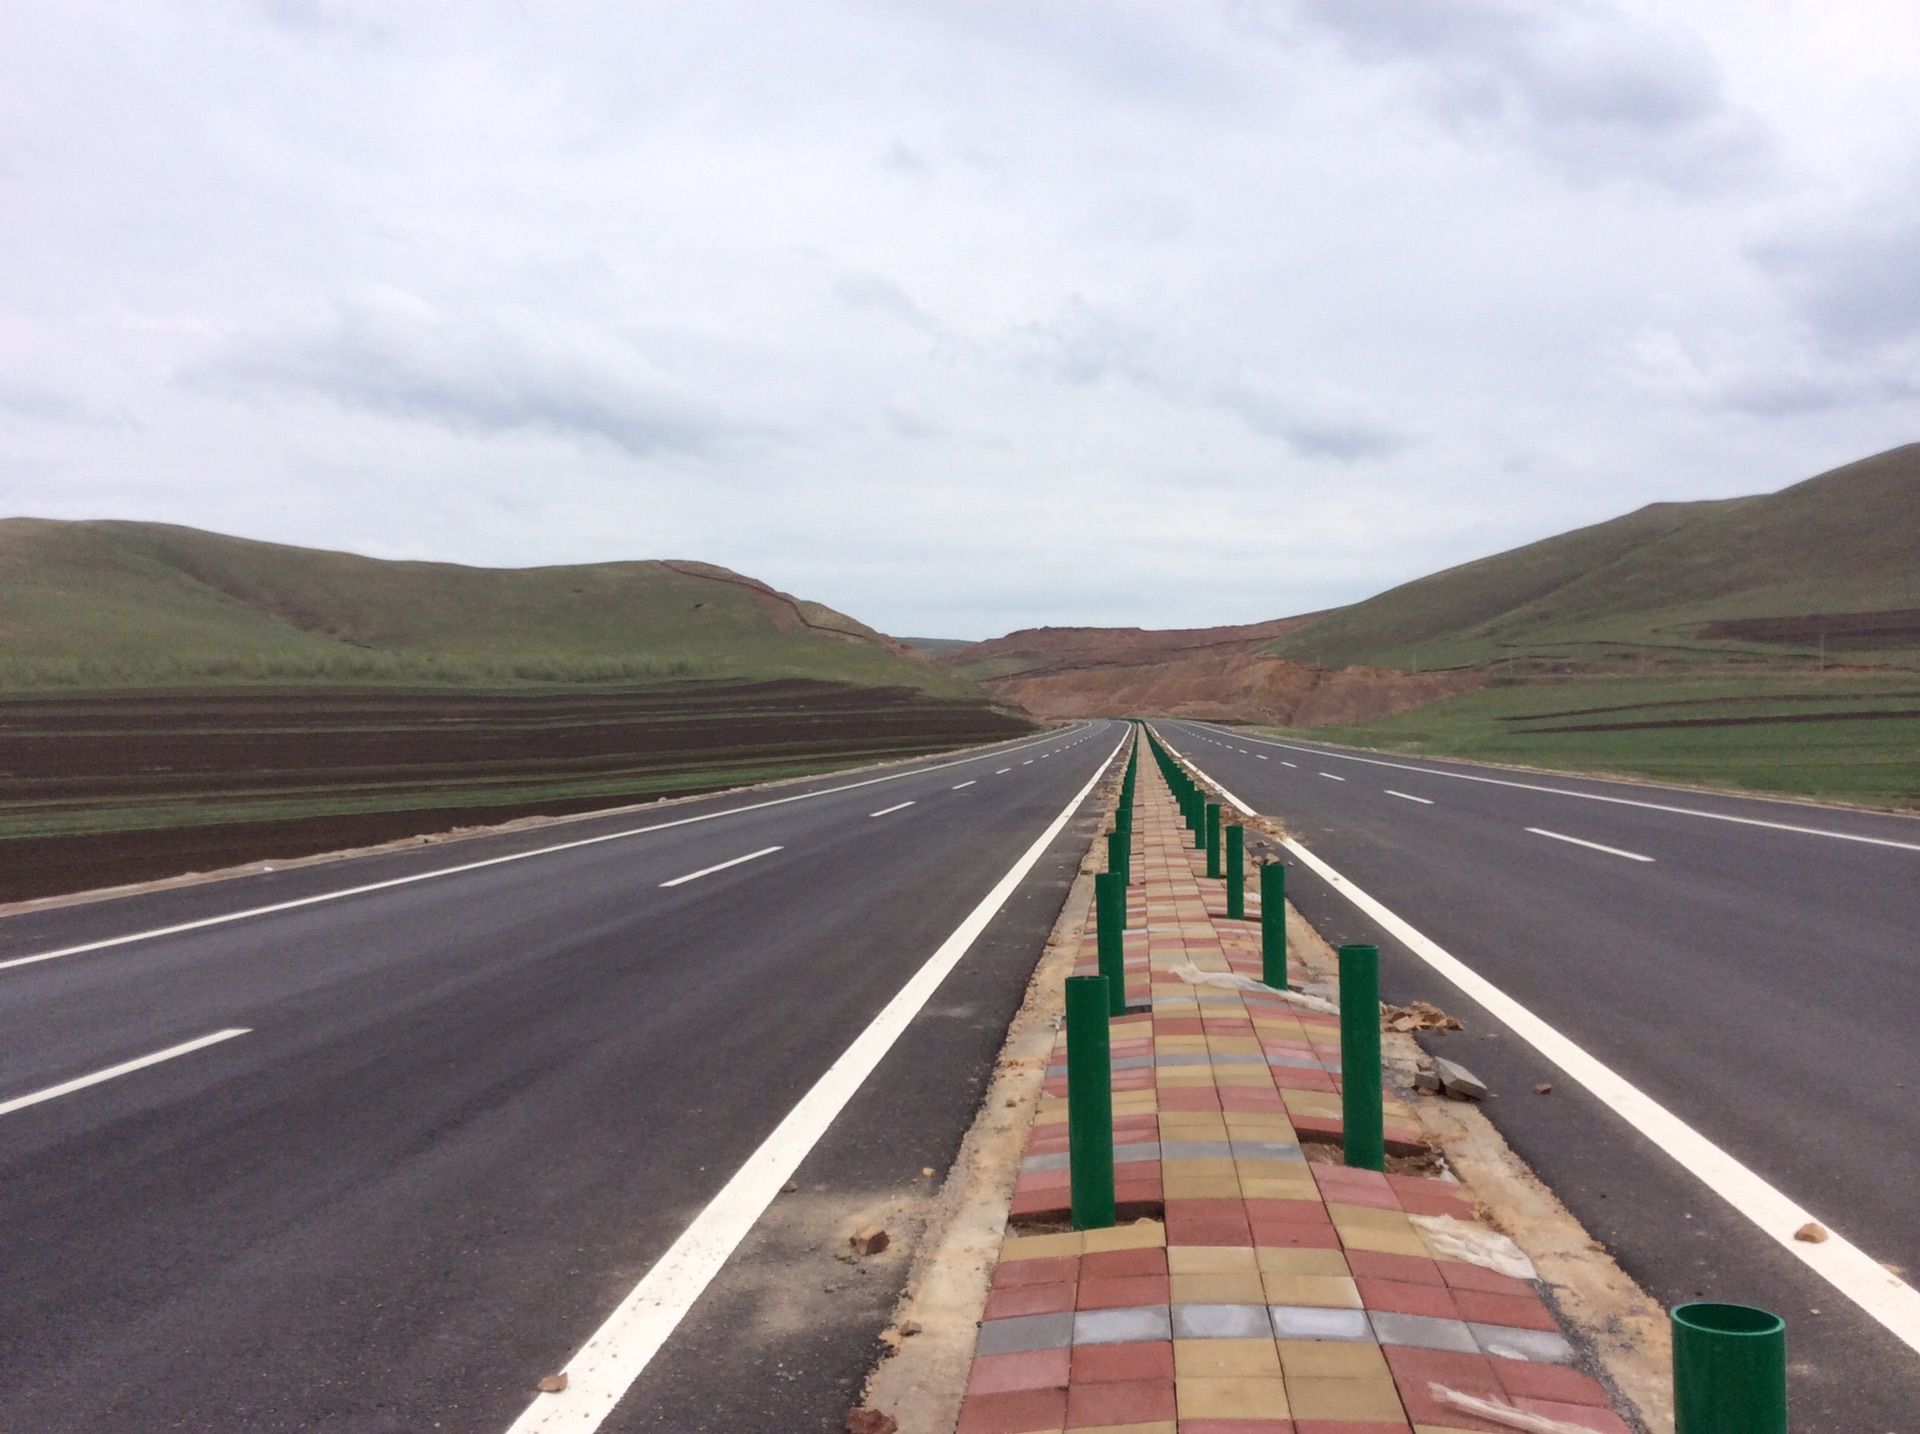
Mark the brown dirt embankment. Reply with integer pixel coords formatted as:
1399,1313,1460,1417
977,651,1481,727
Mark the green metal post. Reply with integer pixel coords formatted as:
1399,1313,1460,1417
1095,871,1126,1013
1672,1304,1787,1434
1107,829,1127,885
1338,943,1385,1171
1065,974,1116,1229
1261,862,1287,989
1225,824,1244,919
1205,802,1222,878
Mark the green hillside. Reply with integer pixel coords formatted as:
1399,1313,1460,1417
0,518,974,695
1268,443,1920,673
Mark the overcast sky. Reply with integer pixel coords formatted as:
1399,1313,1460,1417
3,2,1917,637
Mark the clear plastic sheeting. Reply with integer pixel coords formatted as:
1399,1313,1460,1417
1409,1214,1539,1280
1431,1384,1595,1433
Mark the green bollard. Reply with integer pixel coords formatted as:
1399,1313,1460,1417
1095,872,1127,1013
1672,1303,1787,1434
1226,824,1245,919
1107,829,1127,885
1338,944,1385,1171
1191,792,1206,850
1261,862,1287,989
1065,974,1117,1229
1205,802,1222,878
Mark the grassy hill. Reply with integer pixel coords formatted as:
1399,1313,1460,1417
1265,443,1920,673
0,518,975,695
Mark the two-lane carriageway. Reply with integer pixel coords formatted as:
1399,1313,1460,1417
0,719,1125,1432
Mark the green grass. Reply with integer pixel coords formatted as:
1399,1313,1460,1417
1266,443,1920,673
1254,674,1920,808
0,518,977,697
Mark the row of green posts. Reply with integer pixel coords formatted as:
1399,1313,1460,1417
1063,722,1787,1432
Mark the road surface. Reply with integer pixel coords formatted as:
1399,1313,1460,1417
1153,719,1920,1432
0,719,1126,1433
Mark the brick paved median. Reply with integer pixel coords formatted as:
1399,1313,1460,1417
954,740,1636,1434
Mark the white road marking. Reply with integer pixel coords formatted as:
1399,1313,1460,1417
1278,833,1920,1358
995,768,1011,774
1527,828,1654,863
1319,773,1346,782
500,728,1129,1434
0,1029,250,1118
1386,791,1434,805
1281,761,1298,768
952,780,976,790
868,801,916,818
0,722,1095,977
1257,754,1269,760
658,847,783,888
1196,724,1920,854
1023,760,1034,765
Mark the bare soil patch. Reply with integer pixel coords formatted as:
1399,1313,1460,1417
0,679,1031,902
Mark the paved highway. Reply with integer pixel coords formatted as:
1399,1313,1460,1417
1153,719,1920,1431
0,718,1126,1433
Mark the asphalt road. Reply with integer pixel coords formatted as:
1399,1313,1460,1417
1154,719,1920,1431
0,718,1126,1433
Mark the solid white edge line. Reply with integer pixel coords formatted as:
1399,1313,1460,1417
0,722,1097,976
1386,790,1435,805
1526,827,1654,863
1193,724,1920,854
1277,833,1920,1355
0,1028,251,1117
499,723,1131,1433
658,847,784,888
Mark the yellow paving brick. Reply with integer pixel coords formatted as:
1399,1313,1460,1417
1162,1175,1243,1199
1167,1246,1258,1274
1161,1157,1238,1179
1239,1178,1318,1202
1170,1272,1266,1305
1223,1112,1296,1130
1337,1226,1430,1257
1212,1067,1274,1087
1175,1377,1290,1420
1261,1273,1362,1308
1328,1204,1417,1232
1285,1376,1408,1422
1206,1037,1263,1054
1001,1230,1083,1260
1276,1339,1390,1379
1256,1247,1350,1277
1281,1091,1342,1116
1080,1219,1166,1253
1173,1337,1281,1379
1155,1068,1217,1087
1158,1120,1229,1140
